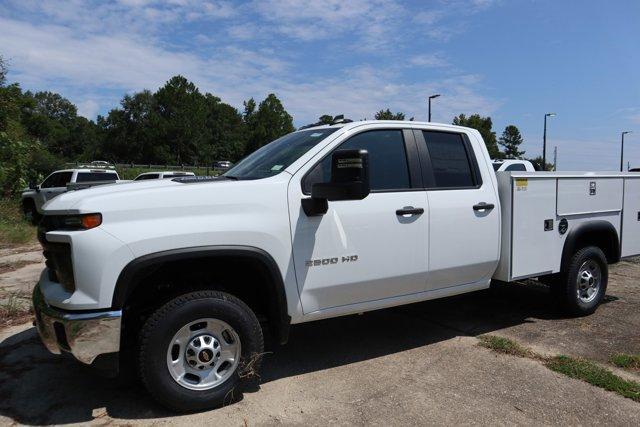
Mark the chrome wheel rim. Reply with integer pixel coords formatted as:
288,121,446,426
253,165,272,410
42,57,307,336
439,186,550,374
576,260,601,304
166,318,241,391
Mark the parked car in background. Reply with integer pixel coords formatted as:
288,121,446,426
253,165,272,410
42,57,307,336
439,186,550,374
492,159,536,172
133,171,196,181
213,160,233,170
21,166,120,222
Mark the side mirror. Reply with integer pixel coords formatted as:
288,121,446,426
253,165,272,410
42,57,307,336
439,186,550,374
29,182,40,191
302,149,370,216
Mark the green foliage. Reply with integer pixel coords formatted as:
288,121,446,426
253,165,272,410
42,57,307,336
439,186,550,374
498,125,525,159
453,113,500,158
610,354,640,371
318,114,334,124
478,335,533,358
528,155,554,171
547,355,640,402
0,198,36,247
375,109,405,120
244,93,295,155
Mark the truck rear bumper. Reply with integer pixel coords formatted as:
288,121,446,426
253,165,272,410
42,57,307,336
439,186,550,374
32,284,122,366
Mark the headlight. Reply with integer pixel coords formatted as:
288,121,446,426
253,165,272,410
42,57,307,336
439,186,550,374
62,213,102,230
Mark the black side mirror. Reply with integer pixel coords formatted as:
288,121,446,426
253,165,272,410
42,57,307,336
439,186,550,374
29,182,39,191
302,149,370,216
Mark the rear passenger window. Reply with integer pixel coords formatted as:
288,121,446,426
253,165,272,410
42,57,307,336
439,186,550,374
505,163,526,171
76,172,117,182
304,130,411,193
422,131,477,188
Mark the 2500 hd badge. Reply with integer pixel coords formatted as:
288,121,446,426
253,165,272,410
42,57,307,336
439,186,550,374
305,255,359,267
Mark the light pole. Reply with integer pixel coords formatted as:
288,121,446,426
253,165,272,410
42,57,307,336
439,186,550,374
542,113,556,170
428,94,440,122
621,131,632,172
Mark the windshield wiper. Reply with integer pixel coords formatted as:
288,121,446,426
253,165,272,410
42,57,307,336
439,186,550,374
222,175,239,180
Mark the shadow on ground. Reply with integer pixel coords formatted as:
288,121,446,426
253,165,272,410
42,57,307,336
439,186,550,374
0,280,611,425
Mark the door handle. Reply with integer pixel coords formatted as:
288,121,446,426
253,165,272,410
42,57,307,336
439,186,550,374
396,207,424,216
473,202,495,211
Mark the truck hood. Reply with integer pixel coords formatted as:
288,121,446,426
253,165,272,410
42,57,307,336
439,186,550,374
42,175,290,216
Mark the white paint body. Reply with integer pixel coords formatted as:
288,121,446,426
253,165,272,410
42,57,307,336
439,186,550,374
38,121,640,327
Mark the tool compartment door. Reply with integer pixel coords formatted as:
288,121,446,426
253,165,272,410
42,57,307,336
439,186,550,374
557,178,623,216
622,178,640,257
510,177,561,279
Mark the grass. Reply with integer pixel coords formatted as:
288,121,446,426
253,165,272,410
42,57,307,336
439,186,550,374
0,198,36,248
547,356,640,402
478,335,640,403
0,291,34,327
478,335,535,358
610,354,640,371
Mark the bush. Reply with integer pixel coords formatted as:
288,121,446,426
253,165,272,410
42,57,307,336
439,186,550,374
0,198,36,247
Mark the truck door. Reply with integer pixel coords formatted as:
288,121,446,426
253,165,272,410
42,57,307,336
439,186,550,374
416,130,500,290
41,171,73,202
288,129,428,314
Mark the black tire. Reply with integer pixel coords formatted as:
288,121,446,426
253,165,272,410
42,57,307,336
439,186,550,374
138,290,264,412
556,246,608,316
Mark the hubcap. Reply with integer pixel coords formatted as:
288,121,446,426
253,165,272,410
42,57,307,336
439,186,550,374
576,260,601,303
166,318,241,391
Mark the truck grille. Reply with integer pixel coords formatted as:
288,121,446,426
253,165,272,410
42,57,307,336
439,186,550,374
38,216,76,293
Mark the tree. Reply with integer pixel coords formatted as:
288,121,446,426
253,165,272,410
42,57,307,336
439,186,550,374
99,90,159,163
244,93,294,155
204,94,246,162
528,155,554,171
375,109,405,120
498,125,525,159
318,114,334,124
452,113,500,158
153,76,209,165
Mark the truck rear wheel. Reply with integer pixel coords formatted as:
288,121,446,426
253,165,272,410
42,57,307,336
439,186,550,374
138,290,264,412
556,246,608,316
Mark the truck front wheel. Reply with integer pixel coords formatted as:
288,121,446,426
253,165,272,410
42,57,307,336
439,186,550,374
138,290,264,412
556,246,608,316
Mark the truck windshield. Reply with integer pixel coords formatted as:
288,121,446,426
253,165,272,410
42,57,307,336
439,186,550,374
224,128,339,180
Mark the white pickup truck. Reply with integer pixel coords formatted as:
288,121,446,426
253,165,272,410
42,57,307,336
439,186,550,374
21,167,120,222
32,120,640,412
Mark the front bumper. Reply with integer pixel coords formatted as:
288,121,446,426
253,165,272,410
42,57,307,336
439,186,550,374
32,284,122,365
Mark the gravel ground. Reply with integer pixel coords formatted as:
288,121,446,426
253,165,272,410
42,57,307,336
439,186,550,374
0,248,638,426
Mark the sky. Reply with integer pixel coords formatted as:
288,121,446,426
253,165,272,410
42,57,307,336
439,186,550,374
1,0,639,170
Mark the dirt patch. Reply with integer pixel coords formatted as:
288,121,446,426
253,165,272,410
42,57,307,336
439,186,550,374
0,259,40,274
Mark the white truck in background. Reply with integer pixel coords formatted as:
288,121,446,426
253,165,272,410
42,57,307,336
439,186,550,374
32,120,640,412
21,165,120,222
133,171,196,181
492,159,536,172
